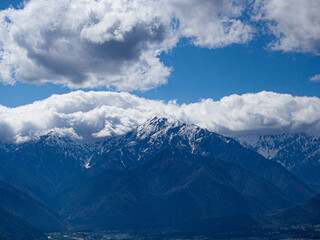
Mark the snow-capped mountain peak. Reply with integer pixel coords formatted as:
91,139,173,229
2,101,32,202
136,116,206,143
16,131,97,168
91,116,238,170
136,116,187,139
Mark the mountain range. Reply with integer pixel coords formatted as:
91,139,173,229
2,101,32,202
238,133,320,190
0,117,319,238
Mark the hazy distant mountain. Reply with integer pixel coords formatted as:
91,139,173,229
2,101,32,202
238,133,320,188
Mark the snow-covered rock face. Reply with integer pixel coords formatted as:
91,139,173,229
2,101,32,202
90,116,237,170
237,134,289,159
136,116,207,148
238,134,320,165
93,116,206,168
136,116,185,140
1,116,241,171
2,116,217,170
3,131,99,169
4,117,320,177
237,133,320,184
127,116,234,156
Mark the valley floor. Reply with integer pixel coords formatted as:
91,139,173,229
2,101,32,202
47,224,320,240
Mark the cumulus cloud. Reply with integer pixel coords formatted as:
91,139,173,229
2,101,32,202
0,0,253,90
1,0,319,90
0,0,177,90
253,0,320,54
1,91,320,143
167,0,253,48
310,74,320,82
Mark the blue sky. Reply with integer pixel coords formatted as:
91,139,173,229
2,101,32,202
141,38,320,103
0,0,319,107
1,0,320,142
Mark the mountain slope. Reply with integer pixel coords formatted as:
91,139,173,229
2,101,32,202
0,117,314,207
0,117,317,234
0,206,46,240
0,181,67,232
267,194,320,226
60,146,296,229
0,133,93,205
90,117,315,204
176,194,320,238
238,133,320,188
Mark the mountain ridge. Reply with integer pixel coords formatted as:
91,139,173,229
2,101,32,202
238,133,320,188
0,116,318,234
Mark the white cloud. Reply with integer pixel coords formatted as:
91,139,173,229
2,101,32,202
0,0,254,90
253,0,320,54
166,0,253,48
1,0,319,90
0,0,319,92
0,0,175,90
1,91,320,143
310,74,320,82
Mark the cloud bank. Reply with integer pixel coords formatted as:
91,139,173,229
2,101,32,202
1,91,320,143
0,0,319,90
0,0,176,90
253,0,320,54
0,0,251,90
